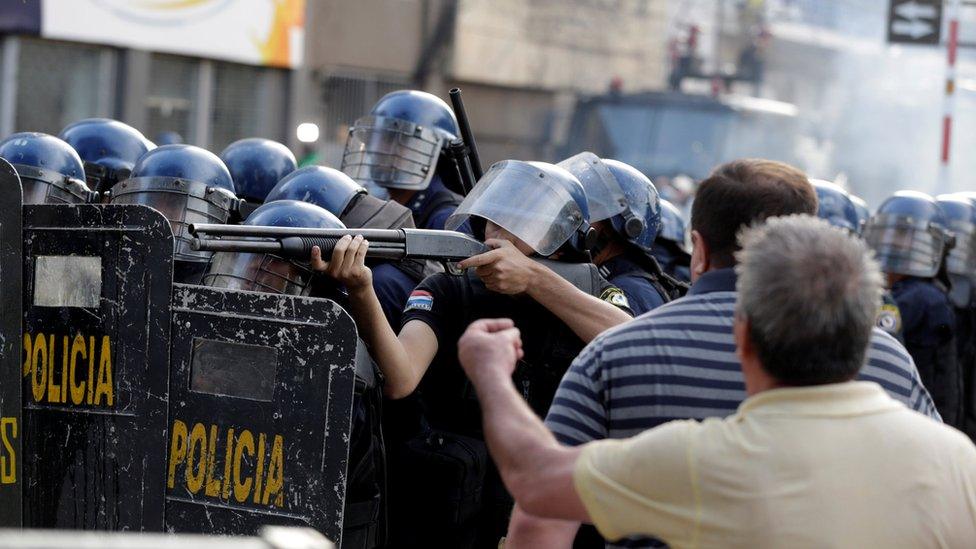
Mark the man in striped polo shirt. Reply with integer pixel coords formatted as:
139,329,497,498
505,159,940,548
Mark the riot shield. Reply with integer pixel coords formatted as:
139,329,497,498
164,284,357,544
21,204,174,530
0,159,23,526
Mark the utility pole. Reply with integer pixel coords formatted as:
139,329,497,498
939,0,960,193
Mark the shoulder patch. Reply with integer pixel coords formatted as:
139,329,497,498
405,290,434,312
600,287,630,309
876,303,902,335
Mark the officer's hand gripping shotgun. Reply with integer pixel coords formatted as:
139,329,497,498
189,223,489,263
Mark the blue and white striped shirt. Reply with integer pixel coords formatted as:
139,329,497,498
545,268,940,547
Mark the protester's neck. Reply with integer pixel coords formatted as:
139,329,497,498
741,356,787,396
693,263,735,282
744,372,786,396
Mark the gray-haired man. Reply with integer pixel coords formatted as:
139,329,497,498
458,215,976,547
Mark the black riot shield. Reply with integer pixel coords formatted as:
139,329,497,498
164,285,357,544
21,204,173,530
0,159,23,526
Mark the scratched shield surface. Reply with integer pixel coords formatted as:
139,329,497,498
21,204,174,530
164,284,357,544
0,159,22,526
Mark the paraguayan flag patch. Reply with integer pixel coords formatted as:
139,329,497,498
405,290,434,312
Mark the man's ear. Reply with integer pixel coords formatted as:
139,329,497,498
690,230,710,281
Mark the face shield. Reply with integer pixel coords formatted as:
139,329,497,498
341,115,445,191
863,214,948,278
202,248,315,296
446,161,585,256
945,218,976,278
557,152,627,223
110,177,238,262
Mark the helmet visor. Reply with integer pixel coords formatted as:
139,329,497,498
864,214,946,278
556,152,627,223
110,177,235,262
446,161,584,256
341,115,444,191
946,219,976,276
203,250,312,296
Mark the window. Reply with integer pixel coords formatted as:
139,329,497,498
146,54,197,145
15,38,102,134
210,61,287,151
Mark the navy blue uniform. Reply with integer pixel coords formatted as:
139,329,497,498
405,176,466,231
891,276,960,425
371,175,470,326
598,253,667,316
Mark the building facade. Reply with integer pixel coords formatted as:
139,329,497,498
0,0,673,166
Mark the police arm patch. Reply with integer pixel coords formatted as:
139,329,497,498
599,287,630,310
876,303,902,335
405,290,434,312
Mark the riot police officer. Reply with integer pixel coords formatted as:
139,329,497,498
220,138,297,216
651,198,691,282
110,144,238,284
864,191,960,425
312,160,633,548
812,180,903,341
558,152,685,314
341,90,467,231
264,165,422,325
203,199,388,549
0,132,96,204
58,118,154,195
936,194,976,439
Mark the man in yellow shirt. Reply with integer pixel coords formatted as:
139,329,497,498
458,215,976,548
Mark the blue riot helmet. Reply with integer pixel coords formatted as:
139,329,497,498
658,199,687,248
936,194,976,306
156,131,183,146
267,166,365,216
59,118,153,194
203,200,344,296
0,132,95,204
864,191,952,278
811,179,859,233
603,159,662,250
265,165,415,230
220,138,297,204
653,198,691,281
557,153,661,254
447,160,594,256
850,194,871,235
341,90,459,192
110,144,238,263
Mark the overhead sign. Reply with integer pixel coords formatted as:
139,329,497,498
887,0,943,45
39,0,305,68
